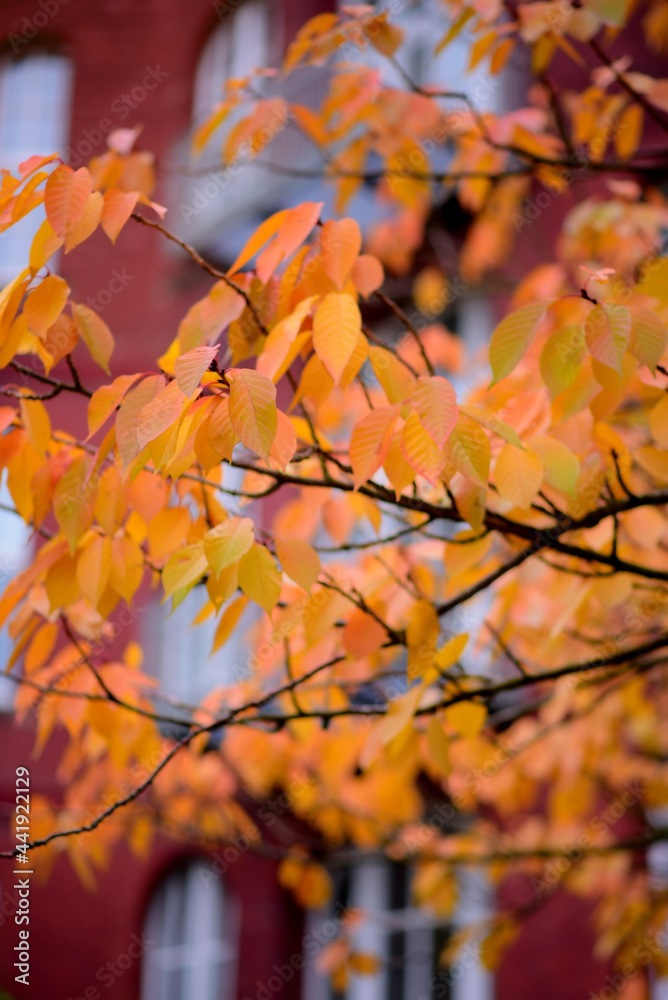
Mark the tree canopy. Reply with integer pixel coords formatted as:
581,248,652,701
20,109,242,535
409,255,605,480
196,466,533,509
2,0,668,983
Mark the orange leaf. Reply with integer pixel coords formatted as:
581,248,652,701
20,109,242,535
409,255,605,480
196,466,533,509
313,292,362,384
44,165,92,238
350,405,400,490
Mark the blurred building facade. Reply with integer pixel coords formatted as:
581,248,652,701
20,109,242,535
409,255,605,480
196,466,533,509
0,1,653,999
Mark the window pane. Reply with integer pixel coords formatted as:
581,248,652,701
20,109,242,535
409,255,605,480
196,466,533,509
0,52,74,283
141,861,237,1000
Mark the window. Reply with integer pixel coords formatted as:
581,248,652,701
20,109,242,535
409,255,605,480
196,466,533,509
0,50,74,283
192,0,271,133
144,582,254,711
0,478,31,711
140,860,238,1000
302,861,492,1000
337,0,505,113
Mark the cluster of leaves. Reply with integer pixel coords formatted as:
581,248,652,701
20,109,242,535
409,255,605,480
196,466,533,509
2,0,668,984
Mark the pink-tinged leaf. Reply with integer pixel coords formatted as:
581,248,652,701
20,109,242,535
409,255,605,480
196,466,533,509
115,375,165,467
227,368,277,463
350,405,400,490
629,306,668,374
351,254,384,298
174,344,220,397
107,126,143,155
275,537,321,591
101,189,139,244
410,375,458,450
137,379,188,449
87,374,141,438
401,410,445,485
44,165,92,238
269,410,297,472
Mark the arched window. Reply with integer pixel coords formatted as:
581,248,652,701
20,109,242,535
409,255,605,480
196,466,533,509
0,49,74,283
141,860,239,1000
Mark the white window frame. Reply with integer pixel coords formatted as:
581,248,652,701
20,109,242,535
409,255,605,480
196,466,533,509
302,859,493,1000
140,859,239,1000
0,49,74,285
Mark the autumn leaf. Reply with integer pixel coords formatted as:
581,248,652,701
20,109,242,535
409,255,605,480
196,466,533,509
350,405,400,490
238,542,282,616
489,301,547,385
494,443,543,508
312,292,362,385
227,368,277,464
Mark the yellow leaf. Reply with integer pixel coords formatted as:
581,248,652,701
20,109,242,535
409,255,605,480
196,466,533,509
203,517,255,575
494,443,543,509
76,535,112,608
320,218,362,290
238,542,282,616
649,393,668,448
109,537,144,603
539,325,586,399
19,398,51,459
211,594,249,654
459,405,522,447
434,633,469,671
53,456,95,552
29,217,63,273
23,275,70,339
445,416,491,489
615,103,643,160
148,508,191,560
227,368,277,463
275,537,321,591
313,292,362,385
530,435,579,496
72,302,114,374
401,411,445,485
445,700,487,739
348,952,381,976
584,303,631,375
489,301,547,385
162,543,207,601
426,715,451,775
174,344,220,397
